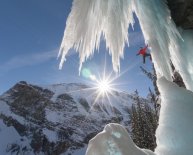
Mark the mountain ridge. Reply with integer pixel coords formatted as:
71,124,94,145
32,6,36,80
0,81,145,155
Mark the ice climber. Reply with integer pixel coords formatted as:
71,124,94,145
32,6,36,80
136,45,152,64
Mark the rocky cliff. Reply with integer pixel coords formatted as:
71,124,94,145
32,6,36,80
167,0,193,29
0,81,147,155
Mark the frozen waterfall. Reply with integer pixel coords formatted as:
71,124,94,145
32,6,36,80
59,0,193,155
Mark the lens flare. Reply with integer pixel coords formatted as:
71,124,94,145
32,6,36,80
81,68,91,78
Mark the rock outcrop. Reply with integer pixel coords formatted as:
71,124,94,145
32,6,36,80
167,0,193,29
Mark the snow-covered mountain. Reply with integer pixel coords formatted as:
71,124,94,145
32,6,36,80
0,81,138,155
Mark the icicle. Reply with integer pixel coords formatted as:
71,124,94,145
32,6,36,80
59,0,135,73
59,0,181,81
169,29,193,91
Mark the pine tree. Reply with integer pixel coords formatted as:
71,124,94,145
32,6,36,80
130,64,160,151
140,65,159,96
130,90,158,151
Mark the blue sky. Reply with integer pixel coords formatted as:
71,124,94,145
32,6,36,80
0,0,153,96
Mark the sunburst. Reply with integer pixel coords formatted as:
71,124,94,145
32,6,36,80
97,79,111,95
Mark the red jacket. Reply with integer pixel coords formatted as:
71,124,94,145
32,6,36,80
137,45,148,56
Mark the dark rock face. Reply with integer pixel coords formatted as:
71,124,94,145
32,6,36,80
167,0,193,29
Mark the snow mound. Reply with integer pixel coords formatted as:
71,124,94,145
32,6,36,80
86,123,155,155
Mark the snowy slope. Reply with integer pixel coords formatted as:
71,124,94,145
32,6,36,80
0,81,138,155
0,120,32,155
44,83,133,118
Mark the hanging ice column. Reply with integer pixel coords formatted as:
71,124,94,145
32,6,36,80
59,0,193,155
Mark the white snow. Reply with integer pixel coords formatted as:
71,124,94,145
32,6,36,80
43,128,58,142
86,123,155,155
64,146,87,155
0,120,32,155
0,100,26,125
45,108,64,123
0,120,20,155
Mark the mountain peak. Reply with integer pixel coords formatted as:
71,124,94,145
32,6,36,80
0,81,136,154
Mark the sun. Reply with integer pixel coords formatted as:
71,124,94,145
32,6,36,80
97,79,112,95
81,64,132,102
79,65,133,112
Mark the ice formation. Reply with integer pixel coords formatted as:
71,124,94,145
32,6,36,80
59,0,134,73
59,0,181,79
59,0,193,154
155,77,193,155
86,123,155,155
170,29,193,91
